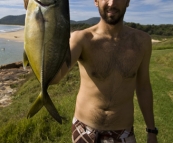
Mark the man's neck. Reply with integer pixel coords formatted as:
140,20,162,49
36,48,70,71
97,18,125,39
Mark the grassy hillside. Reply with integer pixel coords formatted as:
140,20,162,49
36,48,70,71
152,37,173,50
134,39,173,142
0,41,173,142
0,64,80,143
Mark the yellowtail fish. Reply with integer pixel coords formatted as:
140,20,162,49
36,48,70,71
23,0,71,124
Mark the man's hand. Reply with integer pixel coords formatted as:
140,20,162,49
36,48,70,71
147,133,158,143
23,0,29,10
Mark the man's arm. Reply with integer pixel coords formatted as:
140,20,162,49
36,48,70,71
50,31,84,84
136,34,158,143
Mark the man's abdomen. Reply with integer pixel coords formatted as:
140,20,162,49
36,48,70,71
74,92,134,131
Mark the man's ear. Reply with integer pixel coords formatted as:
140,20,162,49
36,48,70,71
24,0,29,10
94,0,99,7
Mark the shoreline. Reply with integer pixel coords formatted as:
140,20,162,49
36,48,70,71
0,29,24,42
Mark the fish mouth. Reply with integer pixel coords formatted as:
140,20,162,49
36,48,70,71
35,0,57,7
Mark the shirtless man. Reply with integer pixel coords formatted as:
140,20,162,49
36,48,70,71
52,0,158,142
54,0,157,143
51,0,157,143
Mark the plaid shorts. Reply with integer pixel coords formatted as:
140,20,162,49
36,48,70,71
72,117,136,143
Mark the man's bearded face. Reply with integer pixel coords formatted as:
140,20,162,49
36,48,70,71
98,1,127,25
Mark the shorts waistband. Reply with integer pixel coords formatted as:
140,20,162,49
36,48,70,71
72,117,135,142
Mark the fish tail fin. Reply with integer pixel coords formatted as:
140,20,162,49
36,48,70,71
27,92,43,118
27,91,62,124
44,91,62,124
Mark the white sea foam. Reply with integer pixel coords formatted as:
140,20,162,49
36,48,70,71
0,25,24,33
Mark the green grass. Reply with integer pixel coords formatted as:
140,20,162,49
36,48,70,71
0,40,173,142
0,65,80,143
134,43,173,142
152,37,173,50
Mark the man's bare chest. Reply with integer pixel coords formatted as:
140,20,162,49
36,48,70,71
82,40,143,80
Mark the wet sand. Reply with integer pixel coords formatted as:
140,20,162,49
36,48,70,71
0,29,24,42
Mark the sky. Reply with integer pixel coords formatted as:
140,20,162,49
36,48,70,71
0,0,172,25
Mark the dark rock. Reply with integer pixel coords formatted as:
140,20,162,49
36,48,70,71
0,61,23,69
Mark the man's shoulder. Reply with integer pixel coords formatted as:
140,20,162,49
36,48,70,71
71,25,96,37
125,25,151,41
70,30,86,46
125,26,152,52
71,25,96,43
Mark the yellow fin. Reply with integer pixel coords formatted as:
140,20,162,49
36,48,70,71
27,92,43,118
27,91,62,124
23,50,29,70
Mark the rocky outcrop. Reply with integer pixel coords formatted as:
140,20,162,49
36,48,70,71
0,61,31,107
0,61,23,69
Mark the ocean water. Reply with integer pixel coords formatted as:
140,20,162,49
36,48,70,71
0,39,23,66
0,25,24,66
0,24,24,33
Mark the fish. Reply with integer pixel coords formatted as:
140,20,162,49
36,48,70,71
23,0,71,124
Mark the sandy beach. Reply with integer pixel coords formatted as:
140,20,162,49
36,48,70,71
0,29,24,42
152,39,161,43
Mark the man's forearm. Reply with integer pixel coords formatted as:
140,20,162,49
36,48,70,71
136,87,156,129
50,62,70,85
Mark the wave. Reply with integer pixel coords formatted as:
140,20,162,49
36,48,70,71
0,25,24,33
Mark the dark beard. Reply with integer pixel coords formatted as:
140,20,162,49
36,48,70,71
98,6,126,25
